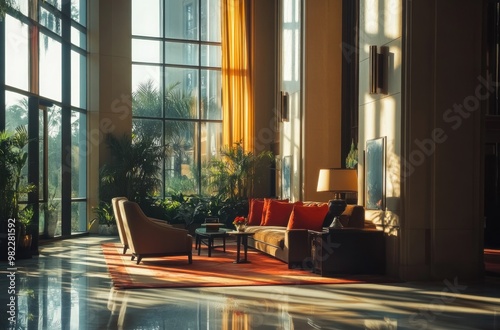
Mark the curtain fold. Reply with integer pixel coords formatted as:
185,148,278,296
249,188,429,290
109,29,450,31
221,0,254,152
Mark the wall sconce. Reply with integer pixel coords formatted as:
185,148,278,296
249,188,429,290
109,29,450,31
369,45,389,95
280,91,289,122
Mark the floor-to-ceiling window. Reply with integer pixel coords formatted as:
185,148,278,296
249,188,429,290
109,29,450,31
131,0,222,196
1,0,88,243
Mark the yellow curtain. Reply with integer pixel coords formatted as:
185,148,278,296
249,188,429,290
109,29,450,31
221,0,254,152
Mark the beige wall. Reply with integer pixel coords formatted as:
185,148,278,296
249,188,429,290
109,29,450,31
301,0,343,202
400,0,484,280
252,0,278,198
358,0,484,280
358,0,403,276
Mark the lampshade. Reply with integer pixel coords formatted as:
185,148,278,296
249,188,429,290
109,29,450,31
316,168,358,193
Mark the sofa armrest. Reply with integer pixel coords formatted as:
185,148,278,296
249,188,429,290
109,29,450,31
342,205,365,228
285,229,311,268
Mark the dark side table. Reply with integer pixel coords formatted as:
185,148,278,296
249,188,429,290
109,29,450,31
309,228,386,276
195,227,229,257
227,231,255,263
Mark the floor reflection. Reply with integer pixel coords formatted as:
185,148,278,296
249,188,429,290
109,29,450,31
0,236,499,329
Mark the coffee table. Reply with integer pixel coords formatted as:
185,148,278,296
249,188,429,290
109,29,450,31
195,227,229,257
227,231,255,263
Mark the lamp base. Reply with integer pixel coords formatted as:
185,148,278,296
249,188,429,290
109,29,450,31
329,216,344,229
322,199,347,227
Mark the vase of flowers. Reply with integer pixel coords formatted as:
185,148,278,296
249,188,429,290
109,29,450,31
233,216,247,232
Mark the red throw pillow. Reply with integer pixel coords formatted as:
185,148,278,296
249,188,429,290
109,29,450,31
260,198,289,225
287,203,329,231
262,200,300,227
247,199,264,226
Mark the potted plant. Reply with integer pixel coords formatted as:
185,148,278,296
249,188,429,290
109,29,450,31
91,202,118,236
0,126,36,258
14,205,36,258
204,141,273,227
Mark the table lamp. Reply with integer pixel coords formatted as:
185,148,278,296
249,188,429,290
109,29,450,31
317,168,358,227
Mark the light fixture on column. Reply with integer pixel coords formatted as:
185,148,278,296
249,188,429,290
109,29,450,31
369,45,389,95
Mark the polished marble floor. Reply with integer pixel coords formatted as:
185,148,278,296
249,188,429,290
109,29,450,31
0,236,499,329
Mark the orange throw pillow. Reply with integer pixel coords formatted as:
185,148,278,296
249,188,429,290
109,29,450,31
260,198,289,225
247,199,264,226
262,200,299,227
287,203,329,231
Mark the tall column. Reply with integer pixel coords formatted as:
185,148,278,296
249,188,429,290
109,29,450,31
401,0,483,280
87,0,132,228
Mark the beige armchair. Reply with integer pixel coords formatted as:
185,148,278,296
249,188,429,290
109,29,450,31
111,197,130,254
112,197,174,254
118,200,193,264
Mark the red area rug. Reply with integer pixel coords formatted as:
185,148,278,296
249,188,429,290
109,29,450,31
485,248,500,276
102,243,396,289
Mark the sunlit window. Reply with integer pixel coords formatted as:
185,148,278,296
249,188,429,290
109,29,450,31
1,0,88,237
132,0,222,196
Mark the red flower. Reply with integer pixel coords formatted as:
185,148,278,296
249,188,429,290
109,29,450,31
232,216,246,225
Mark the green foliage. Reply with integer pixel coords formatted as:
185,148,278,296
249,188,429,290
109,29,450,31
148,141,270,228
205,141,273,200
0,126,36,220
18,205,35,233
346,140,358,169
132,80,197,187
91,202,115,226
99,133,167,205
155,193,249,228
0,0,17,20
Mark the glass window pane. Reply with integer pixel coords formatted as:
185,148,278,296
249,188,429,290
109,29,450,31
39,109,45,200
44,0,61,10
71,0,87,27
165,0,198,40
165,41,199,66
201,44,221,67
45,105,62,237
5,92,29,131
132,64,161,101
133,118,162,141
132,0,161,37
200,121,222,162
132,0,222,198
165,121,198,194
132,38,161,63
200,69,222,120
165,67,198,119
40,7,62,36
5,15,29,91
71,50,87,108
200,121,222,195
14,0,29,16
71,25,87,49
40,33,62,102
71,201,87,233
200,0,221,42
71,111,86,199
132,65,162,117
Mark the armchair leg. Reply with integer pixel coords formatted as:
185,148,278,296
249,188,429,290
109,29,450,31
188,252,192,264
122,245,128,254
131,255,135,261
136,255,142,264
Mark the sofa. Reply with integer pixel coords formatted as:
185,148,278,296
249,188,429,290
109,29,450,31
244,199,367,269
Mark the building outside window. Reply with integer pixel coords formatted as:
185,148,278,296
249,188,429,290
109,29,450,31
132,0,222,197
